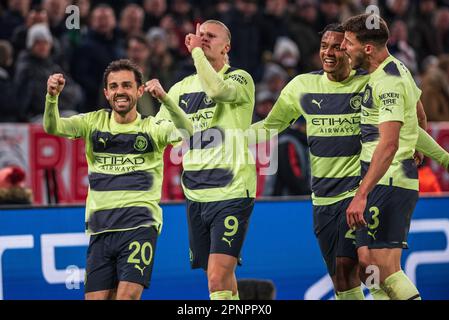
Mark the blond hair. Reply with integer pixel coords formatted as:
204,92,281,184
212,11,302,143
202,19,231,64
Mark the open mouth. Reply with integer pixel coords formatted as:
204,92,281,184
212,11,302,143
114,96,130,104
323,58,337,67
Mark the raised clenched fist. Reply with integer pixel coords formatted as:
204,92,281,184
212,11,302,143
47,73,65,96
144,79,167,100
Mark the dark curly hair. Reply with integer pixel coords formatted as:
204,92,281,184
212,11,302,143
103,59,143,88
342,13,390,47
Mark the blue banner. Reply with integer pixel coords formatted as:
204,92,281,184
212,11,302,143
0,197,448,300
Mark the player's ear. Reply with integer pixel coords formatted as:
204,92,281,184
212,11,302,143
222,43,230,55
137,84,144,97
364,44,373,55
103,88,109,100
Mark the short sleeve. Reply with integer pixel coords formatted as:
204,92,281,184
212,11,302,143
375,80,405,124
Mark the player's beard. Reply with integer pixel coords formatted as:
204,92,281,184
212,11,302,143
347,51,366,70
110,94,136,116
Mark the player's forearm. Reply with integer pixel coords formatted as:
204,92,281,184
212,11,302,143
43,93,61,135
417,101,427,130
191,47,237,101
249,121,277,144
160,94,193,137
357,141,398,197
416,127,449,169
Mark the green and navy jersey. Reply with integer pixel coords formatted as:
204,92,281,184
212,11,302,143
157,64,256,202
258,69,369,206
360,55,421,191
44,94,183,235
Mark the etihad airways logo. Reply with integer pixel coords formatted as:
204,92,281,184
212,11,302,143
311,116,360,126
94,155,145,172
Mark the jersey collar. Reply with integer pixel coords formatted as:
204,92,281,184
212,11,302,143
219,64,231,76
110,110,141,129
371,54,395,77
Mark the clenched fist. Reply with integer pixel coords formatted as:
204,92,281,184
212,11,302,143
144,79,167,100
47,73,65,96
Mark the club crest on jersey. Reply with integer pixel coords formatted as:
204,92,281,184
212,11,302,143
134,135,148,152
350,95,362,110
203,95,213,106
363,87,371,104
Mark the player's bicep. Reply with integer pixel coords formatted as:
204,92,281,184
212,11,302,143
378,121,402,148
416,99,427,130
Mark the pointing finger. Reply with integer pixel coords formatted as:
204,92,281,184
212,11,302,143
196,23,200,37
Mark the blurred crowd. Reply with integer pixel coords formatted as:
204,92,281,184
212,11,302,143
1,0,449,199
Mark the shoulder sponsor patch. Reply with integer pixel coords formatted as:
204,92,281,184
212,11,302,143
379,92,400,112
228,74,248,85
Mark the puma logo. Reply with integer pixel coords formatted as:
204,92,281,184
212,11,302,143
382,106,393,113
98,137,108,148
134,265,146,276
312,99,323,109
222,237,234,248
180,99,189,108
368,230,378,240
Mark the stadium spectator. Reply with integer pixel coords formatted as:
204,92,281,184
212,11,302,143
263,119,311,197
388,20,418,74
71,4,124,112
65,0,91,51
168,0,198,58
212,0,233,21
119,3,145,39
147,27,176,88
159,14,183,58
434,7,449,54
272,36,301,77
382,0,411,26
317,0,343,31
421,55,449,121
259,62,289,97
14,23,82,122
340,0,380,21
0,166,32,205
0,0,31,40
0,40,18,122
126,35,158,116
42,0,69,40
260,0,289,55
410,0,439,71
142,0,167,31
10,4,48,62
225,0,264,81
253,88,276,123
287,0,321,72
